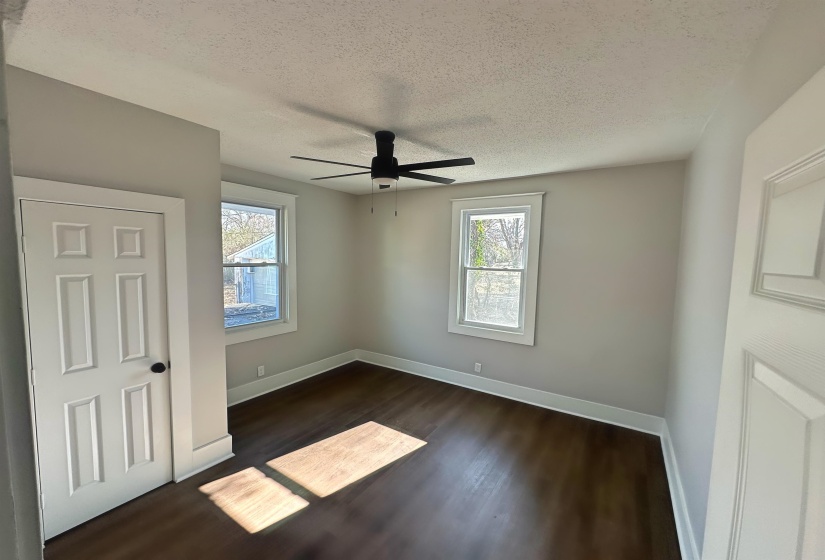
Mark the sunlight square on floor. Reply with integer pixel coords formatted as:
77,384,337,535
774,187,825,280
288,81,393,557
199,467,309,533
267,421,427,497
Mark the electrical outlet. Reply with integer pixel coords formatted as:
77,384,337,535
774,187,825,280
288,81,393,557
474,363,482,373
257,365,265,377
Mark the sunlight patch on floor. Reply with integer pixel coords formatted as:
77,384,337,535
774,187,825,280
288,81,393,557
199,467,308,533
267,421,427,497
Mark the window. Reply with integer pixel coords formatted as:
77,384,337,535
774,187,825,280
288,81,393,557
222,182,297,345
448,193,543,345
264,267,278,296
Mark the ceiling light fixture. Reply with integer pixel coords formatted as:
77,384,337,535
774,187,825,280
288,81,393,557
371,176,397,190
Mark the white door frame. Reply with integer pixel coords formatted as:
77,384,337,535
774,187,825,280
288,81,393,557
13,177,197,528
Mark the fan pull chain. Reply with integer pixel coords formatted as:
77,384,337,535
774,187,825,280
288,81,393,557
394,142,400,216
371,179,374,214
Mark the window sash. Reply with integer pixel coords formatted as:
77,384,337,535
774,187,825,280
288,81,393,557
463,266,526,273
459,207,530,331
459,267,526,332
221,200,287,331
264,266,279,295
222,199,287,330
222,262,279,267
222,261,286,329
461,207,528,269
221,204,283,265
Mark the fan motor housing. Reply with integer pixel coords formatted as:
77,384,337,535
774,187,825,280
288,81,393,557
371,156,399,189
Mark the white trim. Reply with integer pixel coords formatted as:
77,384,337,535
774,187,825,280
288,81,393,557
448,193,543,346
661,422,700,560
451,192,545,201
226,348,663,433
13,176,204,487
176,435,235,482
222,181,298,345
175,454,235,483
227,350,359,406
355,350,662,434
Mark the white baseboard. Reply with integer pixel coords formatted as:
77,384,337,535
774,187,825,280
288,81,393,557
176,434,235,482
227,350,359,406
226,348,663,434
355,350,664,435
661,423,700,560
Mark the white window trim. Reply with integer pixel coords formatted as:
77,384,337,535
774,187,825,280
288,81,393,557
222,181,298,345
448,193,544,346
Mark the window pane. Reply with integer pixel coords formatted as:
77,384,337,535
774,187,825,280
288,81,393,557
222,202,279,264
224,265,281,328
464,270,521,328
466,211,526,268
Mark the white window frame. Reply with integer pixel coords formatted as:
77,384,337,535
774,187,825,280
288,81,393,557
448,193,543,346
222,181,298,345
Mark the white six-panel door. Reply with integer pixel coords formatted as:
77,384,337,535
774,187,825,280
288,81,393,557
21,200,173,539
703,65,825,559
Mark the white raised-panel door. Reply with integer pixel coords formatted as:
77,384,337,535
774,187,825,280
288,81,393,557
21,201,172,539
703,65,825,560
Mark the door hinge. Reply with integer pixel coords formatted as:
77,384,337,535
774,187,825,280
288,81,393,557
21,236,26,254
40,493,45,510
30,368,36,386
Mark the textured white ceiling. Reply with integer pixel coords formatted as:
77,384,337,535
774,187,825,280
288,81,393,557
6,0,778,194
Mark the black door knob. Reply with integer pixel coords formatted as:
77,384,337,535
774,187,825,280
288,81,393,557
150,362,167,374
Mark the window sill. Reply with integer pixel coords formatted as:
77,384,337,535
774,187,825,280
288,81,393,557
447,322,534,346
225,319,297,346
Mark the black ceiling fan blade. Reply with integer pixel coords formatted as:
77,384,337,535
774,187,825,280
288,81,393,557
399,171,455,185
291,156,370,170
397,157,475,172
311,171,371,180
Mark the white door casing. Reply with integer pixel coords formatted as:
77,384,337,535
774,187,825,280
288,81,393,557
21,200,173,539
703,66,825,559
12,178,232,542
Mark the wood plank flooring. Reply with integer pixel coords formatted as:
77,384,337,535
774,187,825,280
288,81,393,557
44,361,681,559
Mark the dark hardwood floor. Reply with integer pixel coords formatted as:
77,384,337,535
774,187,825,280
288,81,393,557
45,362,681,559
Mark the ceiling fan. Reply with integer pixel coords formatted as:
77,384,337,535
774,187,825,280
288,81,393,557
292,130,475,189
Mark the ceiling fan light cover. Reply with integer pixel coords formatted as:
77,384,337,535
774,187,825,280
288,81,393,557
373,177,397,190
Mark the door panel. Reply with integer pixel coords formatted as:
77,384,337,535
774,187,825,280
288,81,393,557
123,382,154,471
704,65,825,559
753,150,825,309
116,273,148,362
732,357,825,560
64,395,103,493
56,274,95,373
21,200,172,539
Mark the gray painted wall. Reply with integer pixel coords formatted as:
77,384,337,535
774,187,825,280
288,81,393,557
5,66,228,450
665,0,825,550
222,166,358,389
0,28,40,560
355,161,684,417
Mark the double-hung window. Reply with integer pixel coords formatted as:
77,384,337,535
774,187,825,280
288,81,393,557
222,182,298,345
448,193,543,345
